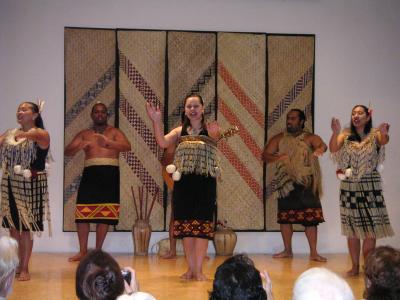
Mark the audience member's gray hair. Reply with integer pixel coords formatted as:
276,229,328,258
293,267,354,300
0,236,19,298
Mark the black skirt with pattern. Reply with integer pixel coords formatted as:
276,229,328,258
172,173,216,239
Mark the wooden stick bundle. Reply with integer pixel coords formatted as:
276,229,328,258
131,185,159,221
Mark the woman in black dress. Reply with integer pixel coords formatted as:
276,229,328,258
146,94,220,281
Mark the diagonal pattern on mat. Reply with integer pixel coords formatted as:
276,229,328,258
121,151,162,204
267,65,313,129
120,94,160,156
218,140,263,201
216,32,265,230
218,62,264,128
218,96,263,202
168,62,216,129
120,51,162,106
65,64,115,128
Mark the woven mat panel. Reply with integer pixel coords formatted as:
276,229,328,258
118,30,166,231
167,31,216,130
217,33,266,230
265,35,315,231
64,28,116,231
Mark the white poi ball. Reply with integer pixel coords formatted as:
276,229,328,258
376,164,384,173
215,167,221,177
172,171,181,181
166,164,176,174
345,168,352,178
13,165,22,174
23,169,32,179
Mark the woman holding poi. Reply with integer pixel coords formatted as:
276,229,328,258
146,94,220,281
329,104,394,276
0,101,51,281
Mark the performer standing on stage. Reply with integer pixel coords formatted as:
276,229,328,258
0,101,51,281
330,105,394,276
65,102,131,262
263,109,327,262
146,94,221,281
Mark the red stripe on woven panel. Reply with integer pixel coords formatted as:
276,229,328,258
120,94,161,157
218,62,264,128
219,141,262,201
122,152,163,205
267,66,313,129
119,50,163,107
218,96,262,159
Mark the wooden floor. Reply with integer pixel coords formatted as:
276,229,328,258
9,253,365,300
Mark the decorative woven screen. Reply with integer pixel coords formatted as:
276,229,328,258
64,28,314,232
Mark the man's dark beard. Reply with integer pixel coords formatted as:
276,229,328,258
92,122,107,134
286,125,301,134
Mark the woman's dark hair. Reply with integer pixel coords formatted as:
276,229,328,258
209,254,267,300
364,246,400,300
348,105,372,142
181,94,205,134
76,250,124,300
24,102,45,129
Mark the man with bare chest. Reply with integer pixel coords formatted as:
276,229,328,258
65,102,131,261
263,109,327,262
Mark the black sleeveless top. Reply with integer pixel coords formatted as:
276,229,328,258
31,144,49,171
181,126,208,137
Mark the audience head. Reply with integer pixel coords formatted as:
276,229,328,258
0,236,19,298
117,292,156,300
209,253,267,300
76,249,124,300
293,267,354,300
364,245,400,300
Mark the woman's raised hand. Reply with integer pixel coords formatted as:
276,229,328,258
378,122,390,135
331,117,341,135
146,101,162,123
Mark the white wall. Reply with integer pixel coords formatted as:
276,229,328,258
0,0,399,254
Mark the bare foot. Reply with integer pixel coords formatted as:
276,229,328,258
194,273,208,281
180,270,193,280
346,266,360,277
17,271,30,281
273,250,293,259
310,254,327,262
15,267,21,277
160,251,177,259
68,252,86,262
